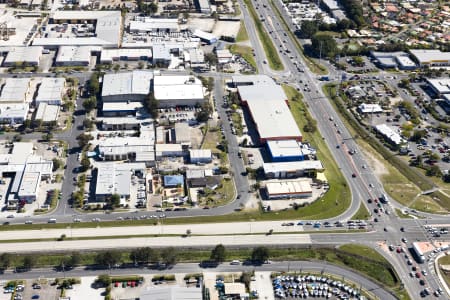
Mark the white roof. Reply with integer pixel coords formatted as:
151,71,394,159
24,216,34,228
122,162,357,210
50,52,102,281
140,286,201,300
102,71,153,98
129,17,179,32
0,78,30,103
99,136,154,156
267,140,302,158
18,172,40,197
95,162,146,196
427,78,450,94
102,102,144,112
152,44,172,61
266,178,312,195
153,75,204,101
358,103,383,113
396,56,416,68
0,103,28,120
100,48,152,63
188,48,205,64
374,124,406,145
36,77,65,103
56,46,91,63
192,29,217,42
4,46,43,65
409,49,450,64
189,149,211,159
234,76,301,141
35,103,59,122
155,144,183,153
263,160,324,173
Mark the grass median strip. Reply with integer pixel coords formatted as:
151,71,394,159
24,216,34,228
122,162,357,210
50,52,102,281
229,44,257,70
351,203,370,220
243,0,283,70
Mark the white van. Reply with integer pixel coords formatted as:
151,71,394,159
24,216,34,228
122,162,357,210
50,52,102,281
48,218,56,223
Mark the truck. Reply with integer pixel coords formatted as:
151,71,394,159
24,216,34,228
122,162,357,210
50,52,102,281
319,76,330,81
411,242,425,263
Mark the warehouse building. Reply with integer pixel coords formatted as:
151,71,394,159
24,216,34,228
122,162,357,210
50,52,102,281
101,117,141,131
189,149,212,164
409,49,450,68
155,144,184,159
35,77,65,105
129,17,180,33
265,178,313,200
102,70,153,102
0,78,31,103
102,102,144,117
153,75,205,108
0,103,29,125
100,48,152,64
233,75,302,144
55,46,91,66
267,140,305,162
374,124,407,146
0,142,52,204
426,78,450,97
174,122,191,146
192,29,217,44
3,46,43,67
263,160,323,179
95,162,146,203
33,11,122,48
34,103,59,123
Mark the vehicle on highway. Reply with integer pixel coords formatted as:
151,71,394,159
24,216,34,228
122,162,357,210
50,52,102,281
230,260,241,265
48,218,56,223
25,220,33,224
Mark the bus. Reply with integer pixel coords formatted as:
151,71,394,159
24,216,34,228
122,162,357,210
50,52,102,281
411,242,425,263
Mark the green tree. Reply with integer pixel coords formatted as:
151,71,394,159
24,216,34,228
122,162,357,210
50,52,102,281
426,165,442,177
311,33,338,58
42,132,53,142
22,256,36,270
204,53,218,65
160,247,177,266
88,73,100,95
95,274,111,287
96,250,122,267
0,253,12,270
130,247,157,264
83,96,97,112
251,246,269,262
210,244,226,263
195,102,213,122
410,129,427,142
76,133,93,148
80,156,91,172
109,193,121,208
52,158,64,171
298,20,318,38
145,92,159,118
69,252,81,268
113,64,120,72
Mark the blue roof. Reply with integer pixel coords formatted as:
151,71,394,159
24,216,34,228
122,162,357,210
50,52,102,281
164,175,184,187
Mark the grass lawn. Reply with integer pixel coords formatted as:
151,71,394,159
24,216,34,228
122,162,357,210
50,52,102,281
198,178,236,208
395,208,413,219
201,126,221,154
284,85,351,219
243,0,283,71
231,112,243,136
229,44,257,70
351,203,370,220
236,20,249,42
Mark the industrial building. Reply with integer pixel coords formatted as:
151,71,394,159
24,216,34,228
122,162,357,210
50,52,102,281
263,160,323,179
192,29,217,44
426,78,450,97
174,122,191,145
32,11,122,48
233,75,302,143
265,178,313,199
0,78,31,103
155,144,184,159
100,48,152,64
55,46,91,66
267,140,305,162
409,49,450,67
102,102,144,117
370,51,416,69
101,70,153,102
101,117,141,131
35,77,65,105
129,17,180,33
153,75,205,108
374,124,407,146
0,142,52,205
0,103,29,124
34,103,59,123
358,103,383,114
95,162,146,204
3,46,43,67
189,149,212,164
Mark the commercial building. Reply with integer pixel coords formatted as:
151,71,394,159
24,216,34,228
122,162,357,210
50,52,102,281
35,77,65,105
374,124,406,146
55,46,91,66
187,48,205,68
34,103,59,123
265,178,312,199
370,51,416,69
155,144,184,158
129,17,180,33
100,48,152,64
163,175,184,188
263,160,323,179
174,122,191,145
267,140,305,162
153,75,205,108
33,11,122,48
102,102,144,117
0,142,52,204
0,103,29,124
233,75,302,143
189,149,212,164
3,46,43,67
95,162,146,203
140,286,201,300
102,70,153,102
101,117,141,131
409,49,450,67
0,78,30,103
192,29,217,44
195,0,212,14
358,103,383,114
426,78,450,97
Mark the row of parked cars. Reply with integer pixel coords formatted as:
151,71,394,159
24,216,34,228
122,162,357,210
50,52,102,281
281,220,368,230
